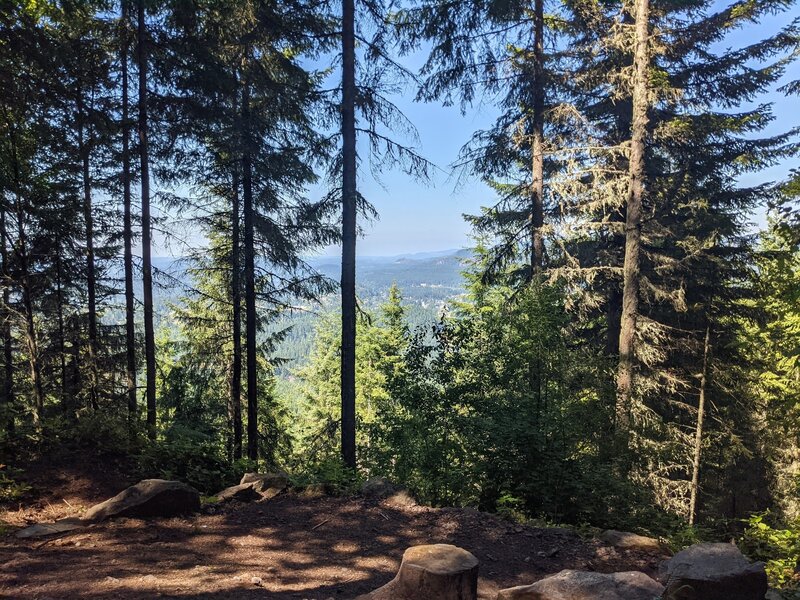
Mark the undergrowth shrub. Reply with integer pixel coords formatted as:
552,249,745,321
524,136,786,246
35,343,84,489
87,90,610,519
740,512,800,589
137,426,236,493
56,410,141,454
0,465,31,502
289,456,362,495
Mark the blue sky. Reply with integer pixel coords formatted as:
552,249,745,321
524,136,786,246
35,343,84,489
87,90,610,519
318,92,499,257
151,1,800,259
309,1,800,258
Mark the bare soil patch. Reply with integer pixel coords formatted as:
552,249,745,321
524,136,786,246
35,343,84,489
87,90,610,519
0,460,667,599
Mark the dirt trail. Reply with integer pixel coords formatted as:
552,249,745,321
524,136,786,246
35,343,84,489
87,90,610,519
0,459,667,599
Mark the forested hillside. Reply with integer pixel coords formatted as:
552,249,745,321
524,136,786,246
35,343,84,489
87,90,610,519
2,0,800,595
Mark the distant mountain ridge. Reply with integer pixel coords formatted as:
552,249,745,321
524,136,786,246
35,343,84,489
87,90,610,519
122,248,470,304
117,249,469,369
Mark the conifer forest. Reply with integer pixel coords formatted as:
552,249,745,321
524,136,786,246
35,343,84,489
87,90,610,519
2,0,800,597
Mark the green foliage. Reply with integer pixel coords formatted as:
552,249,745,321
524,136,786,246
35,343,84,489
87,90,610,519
137,428,237,494
289,456,363,496
0,465,31,502
347,275,675,531
294,284,411,469
665,523,722,553
741,513,800,589
0,0,798,555
48,410,140,455
740,219,800,517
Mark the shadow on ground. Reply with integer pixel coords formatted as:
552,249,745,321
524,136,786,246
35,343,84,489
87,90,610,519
1,484,666,599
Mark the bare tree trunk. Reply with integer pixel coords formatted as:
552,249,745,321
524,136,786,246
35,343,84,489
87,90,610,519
0,205,13,435
530,0,545,275
340,0,357,470
616,0,649,436
137,0,156,437
121,0,137,418
242,80,258,462
230,165,243,460
70,325,81,402
55,253,68,413
606,286,622,356
689,325,711,525
14,194,43,424
77,93,99,411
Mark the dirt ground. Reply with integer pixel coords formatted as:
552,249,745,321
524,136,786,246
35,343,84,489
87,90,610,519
0,456,668,599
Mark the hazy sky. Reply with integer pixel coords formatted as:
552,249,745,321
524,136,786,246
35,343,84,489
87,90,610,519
154,2,800,259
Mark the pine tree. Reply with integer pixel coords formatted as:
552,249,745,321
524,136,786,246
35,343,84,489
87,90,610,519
340,0,358,470
298,284,410,468
120,0,137,418
334,0,431,470
0,203,12,435
405,0,566,283
137,0,157,437
615,0,650,436
161,0,336,462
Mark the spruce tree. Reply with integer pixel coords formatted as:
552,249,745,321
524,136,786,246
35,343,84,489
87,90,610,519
161,0,336,462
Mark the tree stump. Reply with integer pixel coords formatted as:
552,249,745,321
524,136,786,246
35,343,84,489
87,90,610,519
359,544,479,600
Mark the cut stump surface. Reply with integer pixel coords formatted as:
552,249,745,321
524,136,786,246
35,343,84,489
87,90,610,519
358,543,479,600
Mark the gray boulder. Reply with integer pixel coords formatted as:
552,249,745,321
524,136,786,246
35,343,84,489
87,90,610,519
660,543,767,600
239,472,289,493
216,482,262,503
361,476,397,499
496,570,664,600
83,479,200,522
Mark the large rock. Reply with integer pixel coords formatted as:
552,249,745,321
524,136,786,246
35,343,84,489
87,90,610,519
83,479,200,522
660,543,767,600
240,472,289,493
601,530,665,553
215,472,289,503
362,476,397,499
357,544,479,600
496,570,664,600
216,482,262,503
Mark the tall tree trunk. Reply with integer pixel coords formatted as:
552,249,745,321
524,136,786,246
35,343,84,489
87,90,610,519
526,0,546,431
242,80,258,462
530,0,545,275
340,0,357,470
230,165,243,460
0,205,13,435
615,0,649,435
78,93,99,411
689,325,711,525
55,253,68,413
606,286,622,356
122,0,137,418
14,194,43,424
137,0,156,437
70,325,81,403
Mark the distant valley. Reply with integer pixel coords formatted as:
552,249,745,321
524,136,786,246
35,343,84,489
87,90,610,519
123,249,471,372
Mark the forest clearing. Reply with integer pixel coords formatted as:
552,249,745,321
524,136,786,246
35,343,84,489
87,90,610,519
0,452,673,599
2,0,800,597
